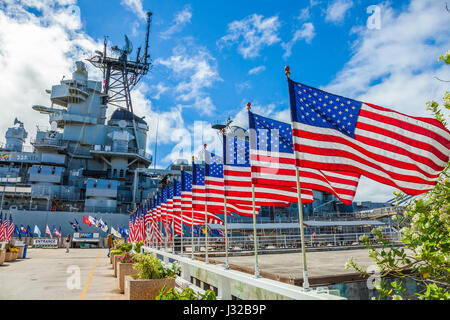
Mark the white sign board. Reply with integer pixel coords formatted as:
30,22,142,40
33,239,58,247
14,241,25,246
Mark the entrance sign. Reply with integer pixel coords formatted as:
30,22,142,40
33,239,58,247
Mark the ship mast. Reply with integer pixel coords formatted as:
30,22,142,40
87,11,153,150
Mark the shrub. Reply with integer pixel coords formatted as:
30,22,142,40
132,254,163,280
134,241,144,253
110,249,125,257
118,243,132,252
5,244,17,253
156,285,216,300
118,252,137,264
132,254,180,280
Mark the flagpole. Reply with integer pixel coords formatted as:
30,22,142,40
221,128,230,270
247,102,260,278
203,144,209,264
285,66,310,290
179,169,184,256
191,156,195,260
251,183,260,278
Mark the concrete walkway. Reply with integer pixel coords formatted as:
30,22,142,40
0,248,125,300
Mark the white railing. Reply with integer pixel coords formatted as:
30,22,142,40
142,246,345,300
148,231,401,254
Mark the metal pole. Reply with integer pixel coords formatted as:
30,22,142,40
285,65,309,290
191,206,195,260
180,211,184,255
295,166,309,289
204,199,209,264
251,184,260,278
223,196,230,269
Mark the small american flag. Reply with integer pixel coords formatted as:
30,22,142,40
249,110,361,204
192,162,225,225
288,78,450,195
0,213,5,241
6,215,14,242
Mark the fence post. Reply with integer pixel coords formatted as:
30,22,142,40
334,234,337,246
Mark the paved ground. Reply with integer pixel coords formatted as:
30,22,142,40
0,248,125,300
0,248,376,299
212,249,375,280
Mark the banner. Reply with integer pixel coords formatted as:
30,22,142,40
33,239,58,247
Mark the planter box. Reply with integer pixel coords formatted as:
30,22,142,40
0,249,5,265
124,276,175,300
113,254,125,277
17,247,24,259
118,263,139,293
4,251,18,262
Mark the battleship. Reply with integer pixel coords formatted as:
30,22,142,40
0,10,400,244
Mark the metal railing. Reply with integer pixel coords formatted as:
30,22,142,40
142,246,345,300
147,231,401,254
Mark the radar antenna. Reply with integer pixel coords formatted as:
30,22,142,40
87,11,153,149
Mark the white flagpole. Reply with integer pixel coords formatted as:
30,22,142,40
247,102,260,278
252,183,260,278
179,169,184,256
204,144,209,264
286,66,309,290
191,156,195,260
221,129,230,269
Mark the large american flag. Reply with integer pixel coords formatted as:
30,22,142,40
248,110,361,204
223,134,313,206
288,78,450,195
205,150,258,217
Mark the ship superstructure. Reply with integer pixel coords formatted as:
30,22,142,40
0,12,166,214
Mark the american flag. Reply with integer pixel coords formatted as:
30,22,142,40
167,184,175,223
288,78,450,195
128,214,134,242
223,134,313,206
181,171,193,217
161,187,168,222
205,150,259,217
144,199,152,231
155,190,162,221
6,215,14,242
249,110,361,204
173,179,182,219
5,215,13,242
192,163,225,225
0,212,5,241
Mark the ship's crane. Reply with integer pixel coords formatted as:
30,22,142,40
87,11,153,150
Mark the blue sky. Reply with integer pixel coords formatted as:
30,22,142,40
0,0,449,201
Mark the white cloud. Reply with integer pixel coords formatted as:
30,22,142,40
151,82,169,100
297,7,311,22
160,5,192,39
155,44,222,116
248,65,266,75
282,22,316,59
120,0,146,20
0,1,102,146
323,0,450,201
218,14,281,59
325,0,353,23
